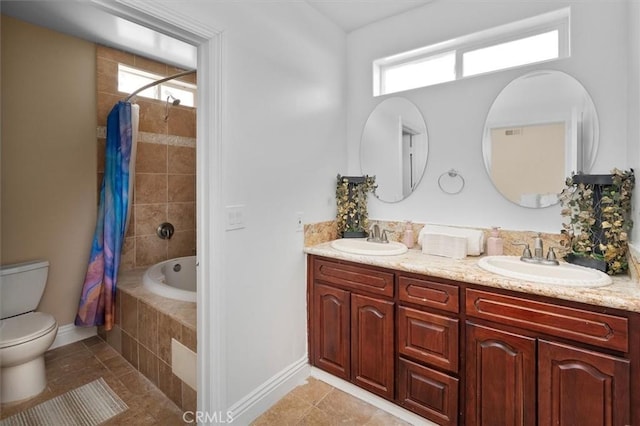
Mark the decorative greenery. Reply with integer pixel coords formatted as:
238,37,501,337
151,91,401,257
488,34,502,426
559,168,634,275
336,175,377,237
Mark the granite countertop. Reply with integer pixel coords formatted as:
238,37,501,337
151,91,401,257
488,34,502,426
305,242,640,313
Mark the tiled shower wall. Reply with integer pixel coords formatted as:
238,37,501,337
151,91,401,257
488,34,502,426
96,45,197,269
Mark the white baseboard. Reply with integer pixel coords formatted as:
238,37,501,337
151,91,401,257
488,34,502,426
310,367,436,426
228,356,310,424
50,323,97,350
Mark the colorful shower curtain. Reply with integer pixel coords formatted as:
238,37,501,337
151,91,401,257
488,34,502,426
75,101,139,330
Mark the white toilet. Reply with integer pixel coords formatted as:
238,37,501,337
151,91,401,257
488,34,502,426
0,260,58,403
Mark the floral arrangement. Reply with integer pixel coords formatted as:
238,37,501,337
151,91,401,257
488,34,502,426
336,175,377,238
559,168,634,275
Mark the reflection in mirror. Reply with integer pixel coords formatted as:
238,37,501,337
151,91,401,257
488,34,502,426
361,97,429,203
482,70,599,208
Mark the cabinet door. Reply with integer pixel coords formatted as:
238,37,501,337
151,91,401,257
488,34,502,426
538,339,630,426
312,283,350,380
466,322,536,426
351,293,395,399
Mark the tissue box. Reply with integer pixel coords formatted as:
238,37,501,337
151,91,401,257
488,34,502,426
421,233,468,259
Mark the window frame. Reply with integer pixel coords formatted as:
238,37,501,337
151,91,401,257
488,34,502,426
373,7,571,96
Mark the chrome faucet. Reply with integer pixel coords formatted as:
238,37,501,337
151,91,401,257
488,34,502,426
514,233,559,265
367,224,389,243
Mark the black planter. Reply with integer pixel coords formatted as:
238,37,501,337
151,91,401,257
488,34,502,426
565,253,607,273
342,231,367,239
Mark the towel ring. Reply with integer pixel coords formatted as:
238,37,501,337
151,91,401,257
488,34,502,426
438,169,465,195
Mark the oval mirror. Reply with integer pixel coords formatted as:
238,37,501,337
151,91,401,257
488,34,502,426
360,97,429,203
482,70,599,208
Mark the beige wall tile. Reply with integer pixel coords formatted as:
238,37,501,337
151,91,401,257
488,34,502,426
120,292,138,339
96,56,118,94
138,345,159,386
167,108,196,138
168,203,195,232
136,142,167,174
106,325,122,354
138,99,168,134
168,146,195,174
135,235,167,267
158,360,183,408
158,312,182,364
136,204,167,236
121,331,139,369
135,174,167,204
97,138,105,173
180,324,197,353
138,301,158,354
125,208,135,238
115,289,122,326
181,383,197,412
120,237,136,271
168,230,196,259
168,174,195,202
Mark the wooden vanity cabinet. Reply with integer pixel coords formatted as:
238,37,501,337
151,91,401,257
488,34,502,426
465,289,632,426
307,254,638,425
309,256,395,399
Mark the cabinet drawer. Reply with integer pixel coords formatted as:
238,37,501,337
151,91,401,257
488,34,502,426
398,306,459,373
466,289,629,352
398,276,459,313
398,357,459,426
314,258,394,298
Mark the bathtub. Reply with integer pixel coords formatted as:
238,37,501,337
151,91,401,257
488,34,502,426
142,256,197,302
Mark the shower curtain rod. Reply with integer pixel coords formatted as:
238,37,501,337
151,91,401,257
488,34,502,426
124,69,196,102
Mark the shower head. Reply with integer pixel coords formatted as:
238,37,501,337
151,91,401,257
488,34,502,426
164,94,181,121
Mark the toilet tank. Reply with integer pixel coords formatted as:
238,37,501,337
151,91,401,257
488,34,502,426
0,260,49,319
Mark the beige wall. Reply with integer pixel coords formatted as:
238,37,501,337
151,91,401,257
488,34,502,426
1,15,97,325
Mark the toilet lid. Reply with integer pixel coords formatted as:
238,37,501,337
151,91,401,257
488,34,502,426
0,312,57,349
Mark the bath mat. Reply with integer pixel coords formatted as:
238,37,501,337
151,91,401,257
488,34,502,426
1,377,128,426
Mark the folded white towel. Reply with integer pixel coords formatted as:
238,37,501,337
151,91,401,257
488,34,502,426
418,224,485,256
421,233,468,259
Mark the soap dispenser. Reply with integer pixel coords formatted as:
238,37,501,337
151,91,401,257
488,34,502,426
486,227,503,256
402,221,415,249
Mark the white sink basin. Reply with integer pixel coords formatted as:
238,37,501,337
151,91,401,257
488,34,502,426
330,238,408,256
478,256,612,287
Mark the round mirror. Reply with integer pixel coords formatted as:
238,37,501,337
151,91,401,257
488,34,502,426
482,70,599,208
360,97,429,203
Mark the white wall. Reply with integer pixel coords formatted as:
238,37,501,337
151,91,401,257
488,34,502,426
629,0,640,244
160,0,347,408
347,1,631,233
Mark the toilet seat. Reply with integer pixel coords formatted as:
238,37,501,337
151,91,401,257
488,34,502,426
0,312,57,349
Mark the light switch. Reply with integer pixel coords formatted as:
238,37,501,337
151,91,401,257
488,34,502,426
225,205,245,230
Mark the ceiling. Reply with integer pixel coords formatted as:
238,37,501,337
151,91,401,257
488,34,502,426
305,0,432,33
1,1,432,69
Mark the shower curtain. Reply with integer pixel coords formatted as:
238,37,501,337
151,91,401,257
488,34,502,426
75,101,139,330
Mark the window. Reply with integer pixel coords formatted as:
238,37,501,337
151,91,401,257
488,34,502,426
118,64,197,107
374,7,570,96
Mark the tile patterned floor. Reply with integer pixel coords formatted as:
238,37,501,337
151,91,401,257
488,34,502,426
252,377,411,425
1,338,410,425
0,336,186,425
